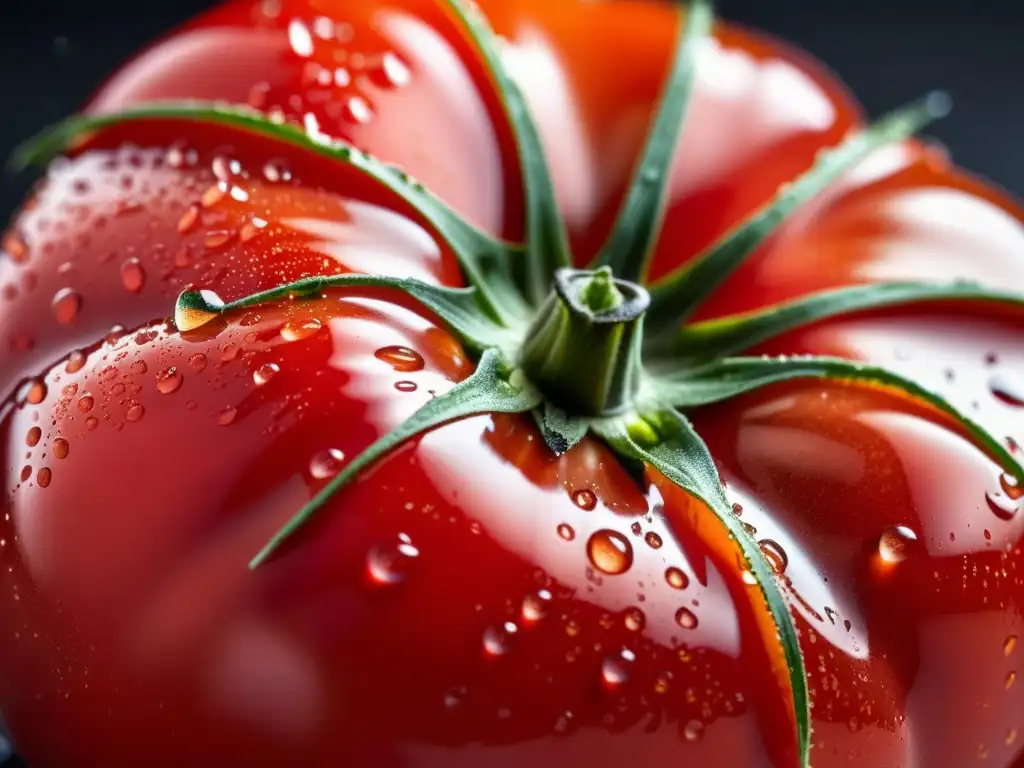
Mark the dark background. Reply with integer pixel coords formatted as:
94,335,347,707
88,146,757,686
0,0,1022,765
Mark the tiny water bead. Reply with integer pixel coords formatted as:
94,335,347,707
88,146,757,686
51,288,82,324
758,539,788,575
280,318,323,342
878,525,918,564
600,648,636,688
665,567,689,590
557,523,575,541
587,529,633,575
644,531,663,549
1006,635,1018,656
52,438,69,460
521,589,552,622
155,368,184,395
309,449,346,480
675,607,699,630
990,374,1024,407
482,622,518,656
365,533,419,586
394,381,418,393
120,258,146,293
683,719,705,743
571,489,597,511
253,363,280,386
623,607,646,632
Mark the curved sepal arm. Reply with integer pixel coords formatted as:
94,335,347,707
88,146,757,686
595,409,810,766
593,0,715,283
443,0,572,305
645,91,952,335
654,281,1024,360
12,102,531,326
650,355,1024,481
250,349,541,568
535,401,590,456
175,274,521,355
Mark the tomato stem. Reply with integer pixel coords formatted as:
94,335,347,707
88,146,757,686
520,268,648,416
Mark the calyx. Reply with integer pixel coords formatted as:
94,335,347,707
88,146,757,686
18,1,1024,765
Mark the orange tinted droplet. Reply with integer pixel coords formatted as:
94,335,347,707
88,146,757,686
51,288,82,324
1000,472,1024,500
572,489,597,511
52,439,69,460
77,395,94,412
65,350,87,373
26,426,41,447
188,353,208,373
177,204,200,234
120,258,146,293
1006,635,1018,656
623,607,645,632
25,380,47,405
3,231,29,263
665,567,689,589
878,525,917,564
557,523,575,541
374,345,425,373
644,531,663,549
126,404,145,422
36,467,52,487
675,607,698,629
587,530,633,575
155,368,183,395
759,539,789,574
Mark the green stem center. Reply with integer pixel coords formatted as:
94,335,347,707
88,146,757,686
520,267,649,416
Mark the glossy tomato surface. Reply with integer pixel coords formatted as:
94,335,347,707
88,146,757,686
3,1,1024,766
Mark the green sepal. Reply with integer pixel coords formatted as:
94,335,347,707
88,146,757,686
593,0,715,283
443,0,572,305
645,91,952,335
12,101,531,326
655,281,1024,360
174,274,521,355
595,408,810,766
650,355,1024,481
250,348,541,568
535,402,590,456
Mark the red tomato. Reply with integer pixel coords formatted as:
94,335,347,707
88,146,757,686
2,1,1024,766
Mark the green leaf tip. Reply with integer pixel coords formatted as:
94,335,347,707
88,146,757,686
250,348,541,568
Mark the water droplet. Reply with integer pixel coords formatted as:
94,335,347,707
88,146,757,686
288,18,315,56
553,711,573,733
52,438,69,460
218,406,238,426
374,345,425,372
521,589,552,622
878,526,918,564
37,467,52,488
675,607,698,630
644,531,663,549
571,488,597,511
394,380,418,393
3,231,29,263
51,288,82,324
65,350,87,373
253,362,280,386
280,318,322,342
443,686,467,711
263,160,292,183
665,567,689,589
1007,728,1018,747
19,466,30,482
155,367,183,394
26,426,41,447
25,379,47,405
623,607,646,632
482,622,518,656
557,523,575,541
177,204,200,234
85,416,98,431
371,52,412,89
342,96,374,125
239,216,268,243
759,539,789,574
600,648,635,688
654,671,672,694
126,404,145,422
310,449,346,479
741,569,758,586
1006,635,1018,656
204,229,237,251
120,258,146,293
129,360,148,376
1006,670,1016,690
587,530,633,575
630,521,642,536
683,719,705,743
188,353,208,373
1000,472,1024,500
991,374,1024,407
366,533,419,585
77,394,94,412
986,489,1019,521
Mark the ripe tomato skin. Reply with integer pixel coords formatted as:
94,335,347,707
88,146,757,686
2,1,1024,767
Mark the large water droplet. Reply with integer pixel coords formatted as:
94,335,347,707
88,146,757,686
253,362,280,386
366,533,419,585
675,607,698,630
600,648,635,688
482,622,518,656
52,438,69,460
25,379,47,405
374,345,425,372
26,426,41,447
51,288,82,325
77,394,94,412
310,449,346,479
37,467,52,488
281,318,322,342
991,374,1024,407
120,258,146,293
683,719,705,742
155,367,183,395
571,489,597,511
587,529,633,575
878,525,917,564
126,404,145,422
758,539,788,574
665,566,689,590
65,350,87,374
521,589,552,622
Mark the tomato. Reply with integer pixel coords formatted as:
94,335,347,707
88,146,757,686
2,1,1024,766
